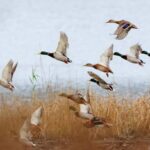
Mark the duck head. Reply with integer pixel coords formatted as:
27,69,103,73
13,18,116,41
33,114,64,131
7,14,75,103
39,51,54,58
89,78,99,85
141,50,150,56
106,19,116,23
84,63,93,67
114,52,122,57
114,52,127,60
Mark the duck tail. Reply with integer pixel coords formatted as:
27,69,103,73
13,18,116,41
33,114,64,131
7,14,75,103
67,58,72,63
109,69,113,74
108,85,113,91
139,60,145,66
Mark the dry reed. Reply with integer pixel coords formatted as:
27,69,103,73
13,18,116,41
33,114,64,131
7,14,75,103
0,90,150,143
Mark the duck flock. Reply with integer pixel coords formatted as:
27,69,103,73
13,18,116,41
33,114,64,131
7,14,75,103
1,19,150,147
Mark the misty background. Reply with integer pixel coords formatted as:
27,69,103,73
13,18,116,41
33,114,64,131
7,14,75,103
0,0,150,96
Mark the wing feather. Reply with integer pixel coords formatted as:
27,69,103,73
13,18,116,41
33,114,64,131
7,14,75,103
130,44,142,59
99,44,113,67
56,32,69,56
2,60,13,82
11,62,18,81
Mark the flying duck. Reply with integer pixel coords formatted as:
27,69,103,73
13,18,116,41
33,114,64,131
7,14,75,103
106,19,138,40
70,103,111,128
19,118,36,147
0,60,17,91
114,44,144,66
68,93,112,128
19,106,43,147
88,71,113,91
39,32,72,63
84,44,113,77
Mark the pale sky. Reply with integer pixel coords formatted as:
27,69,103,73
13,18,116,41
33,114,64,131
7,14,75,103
0,0,150,91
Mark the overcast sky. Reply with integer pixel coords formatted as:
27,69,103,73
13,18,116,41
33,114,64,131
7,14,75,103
0,0,150,89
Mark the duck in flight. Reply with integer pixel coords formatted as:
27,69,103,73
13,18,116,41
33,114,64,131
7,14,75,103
0,60,17,91
114,44,145,66
68,93,112,128
39,32,72,64
84,44,113,77
19,106,43,147
88,71,113,91
106,19,138,40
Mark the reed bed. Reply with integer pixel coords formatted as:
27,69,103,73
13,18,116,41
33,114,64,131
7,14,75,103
0,90,150,142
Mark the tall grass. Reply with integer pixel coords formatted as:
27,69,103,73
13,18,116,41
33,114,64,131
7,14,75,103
0,89,150,142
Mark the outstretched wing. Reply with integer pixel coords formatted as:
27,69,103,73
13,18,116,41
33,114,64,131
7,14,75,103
11,62,18,81
2,60,13,82
99,44,113,67
130,44,142,59
116,29,129,40
114,25,124,35
56,32,69,56
88,71,107,84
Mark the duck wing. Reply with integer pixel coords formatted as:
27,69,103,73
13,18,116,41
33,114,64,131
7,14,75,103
114,25,124,35
2,60,14,82
56,32,69,56
11,62,18,81
99,44,113,67
130,44,142,59
88,71,107,84
31,106,43,126
116,28,129,40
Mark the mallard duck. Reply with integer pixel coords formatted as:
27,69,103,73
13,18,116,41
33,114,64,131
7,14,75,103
0,60,17,91
19,106,43,147
39,32,72,63
70,104,111,128
19,118,36,147
88,71,113,91
59,92,88,104
106,19,138,40
114,44,144,66
84,44,113,77
69,93,112,128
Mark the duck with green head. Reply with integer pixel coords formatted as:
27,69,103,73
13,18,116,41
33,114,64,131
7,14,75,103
114,44,145,66
39,32,72,64
88,71,113,91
